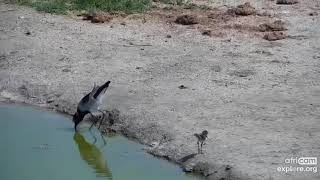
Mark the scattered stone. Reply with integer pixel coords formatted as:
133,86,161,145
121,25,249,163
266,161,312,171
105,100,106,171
230,69,255,77
46,99,54,103
62,68,71,72
18,85,30,97
166,35,172,38
202,30,212,36
142,18,147,24
271,59,281,63
263,31,287,41
253,50,273,56
120,22,126,26
0,54,6,61
276,0,298,5
211,65,221,72
231,2,256,16
178,85,188,89
309,12,318,16
258,20,287,32
175,15,198,25
25,31,31,35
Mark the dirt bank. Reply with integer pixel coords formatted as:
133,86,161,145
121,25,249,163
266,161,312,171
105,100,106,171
0,1,319,179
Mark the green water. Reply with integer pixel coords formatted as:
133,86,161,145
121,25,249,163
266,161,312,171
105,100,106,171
0,104,198,180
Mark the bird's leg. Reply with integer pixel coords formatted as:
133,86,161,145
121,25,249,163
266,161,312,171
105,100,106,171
89,112,98,130
97,110,105,129
200,141,204,154
99,131,107,148
197,141,200,154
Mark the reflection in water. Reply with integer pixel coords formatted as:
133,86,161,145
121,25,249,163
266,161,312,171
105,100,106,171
73,133,113,179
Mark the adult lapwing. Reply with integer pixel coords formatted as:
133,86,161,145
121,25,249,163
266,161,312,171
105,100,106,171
73,81,111,131
194,130,208,154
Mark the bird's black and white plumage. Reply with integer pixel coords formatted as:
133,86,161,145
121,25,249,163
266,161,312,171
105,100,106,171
194,130,208,154
73,81,111,131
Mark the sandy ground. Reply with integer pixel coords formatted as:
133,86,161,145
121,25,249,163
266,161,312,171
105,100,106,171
0,0,320,179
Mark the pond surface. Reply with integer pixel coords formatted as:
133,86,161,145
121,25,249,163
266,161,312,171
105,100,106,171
0,104,198,180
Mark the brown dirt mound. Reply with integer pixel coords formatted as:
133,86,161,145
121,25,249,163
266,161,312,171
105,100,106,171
276,0,298,5
83,12,113,23
175,14,198,25
228,2,256,16
258,20,287,32
263,31,287,41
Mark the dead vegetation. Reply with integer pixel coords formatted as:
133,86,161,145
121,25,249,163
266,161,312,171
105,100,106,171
258,20,287,32
82,12,113,23
174,14,198,25
263,31,287,41
228,2,256,16
276,0,299,5
75,1,289,41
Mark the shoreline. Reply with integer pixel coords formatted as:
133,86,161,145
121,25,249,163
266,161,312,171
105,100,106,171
1,1,319,179
0,93,244,180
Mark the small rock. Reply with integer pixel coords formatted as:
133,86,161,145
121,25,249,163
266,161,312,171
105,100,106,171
258,20,287,32
62,68,71,72
175,15,198,25
142,18,147,23
309,12,318,16
0,54,6,61
211,65,221,72
151,141,160,147
202,30,212,36
263,31,287,41
46,99,54,103
120,22,126,26
25,31,31,35
230,69,255,77
225,165,232,171
178,85,188,89
166,35,172,38
276,0,298,5
136,66,142,69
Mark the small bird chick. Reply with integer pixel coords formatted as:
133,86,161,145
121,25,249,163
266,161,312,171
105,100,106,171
194,130,208,154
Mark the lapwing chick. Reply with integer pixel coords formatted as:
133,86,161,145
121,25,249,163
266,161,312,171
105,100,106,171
73,81,111,131
194,130,208,154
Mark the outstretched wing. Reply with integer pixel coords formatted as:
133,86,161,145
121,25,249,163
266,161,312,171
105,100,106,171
93,81,111,99
89,83,101,100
